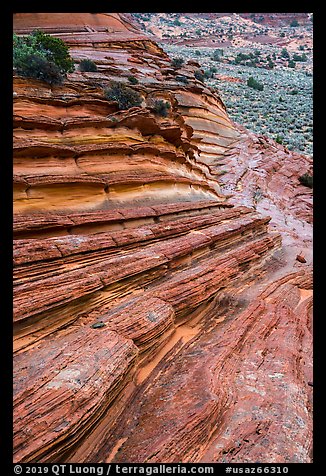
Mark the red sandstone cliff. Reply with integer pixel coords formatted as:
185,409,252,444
13,13,312,463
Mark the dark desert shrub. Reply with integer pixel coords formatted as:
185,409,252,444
211,49,222,62
247,76,264,91
281,48,290,59
104,82,142,110
194,69,205,82
171,57,184,68
79,59,98,72
151,99,171,117
13,30,74,84
14,53,64,85
299,173,313,188
127,75,139,84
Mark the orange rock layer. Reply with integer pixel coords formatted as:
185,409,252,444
13,13,313,463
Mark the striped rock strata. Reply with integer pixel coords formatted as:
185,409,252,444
13,13,313,463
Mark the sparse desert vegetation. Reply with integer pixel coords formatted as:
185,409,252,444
13,30,74,84
161,41,313,156
132,13,313,156
79,59,98,72
104,81,142,110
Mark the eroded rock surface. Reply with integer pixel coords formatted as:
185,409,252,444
13,13,312,463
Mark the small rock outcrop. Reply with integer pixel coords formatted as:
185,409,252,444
13,13,312,463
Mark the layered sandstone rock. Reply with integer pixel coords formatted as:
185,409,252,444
91,270,312,464
13,13,313,463
216,125,313,248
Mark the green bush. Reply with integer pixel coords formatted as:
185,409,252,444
79,59,97,72
14,53,64,84
275,135,283,144
203,69,214,79
171,57,184,68
292,53,307,62
13,30,74,84
281,48,290,59
234,52,258,65
247,76,264,91
127,75,139,84
299,173,313,188
234,52,247,64
151,99,171,117
34,30,73,72
194,69,205,82
290,19,299,27
13,34,44,65
211,49,223,62
104,82,142,110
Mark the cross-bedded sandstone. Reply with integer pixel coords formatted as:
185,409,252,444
13,13,312,464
